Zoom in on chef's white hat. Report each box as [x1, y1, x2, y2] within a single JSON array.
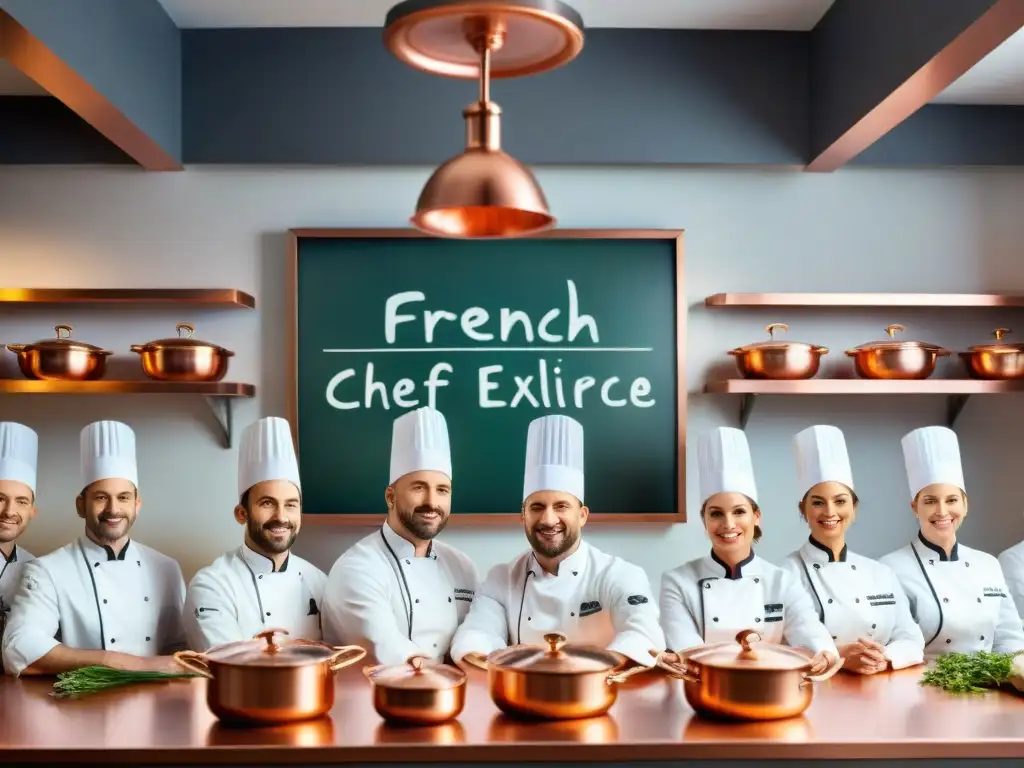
[[389, 407, 452, 484], [237, 417, 301, 498], [902, 426, 965, 499], [523, 414, 585, 503], [793, 425, 854, 494], [0, 422, 38, 493], [80, 420, 138, 489], [697, 427, 758, 505]]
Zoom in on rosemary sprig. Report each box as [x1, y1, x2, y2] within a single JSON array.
[[50, 665, 200, 698], [920, 651, 1023, 694]]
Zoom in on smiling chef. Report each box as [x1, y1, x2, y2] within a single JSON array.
[[2, 420, 186, 676], [322, 406, 479, 664], [0, 422, 39, 638], [659, 427, 837, 674], [880, 426, 1024, 659], [450, 414, 665, 668], [183, 417, 327, 651]]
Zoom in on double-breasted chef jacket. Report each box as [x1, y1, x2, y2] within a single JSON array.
[[660, 551, 838, 655], [880, 534, 1024, 660], [1, 546, 34, 622], [782, 537, 924, 669], [997, 540, 1024, 627], [322, 521, 479, 665], [183, 545, 327, 651], [450, 541, 665, 667], [2, 536, 187, 675]]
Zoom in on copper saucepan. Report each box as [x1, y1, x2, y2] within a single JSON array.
[[728, 323, 828, 380], [6, 324, 112, 381], [363, 655, 467, 725], [845, 324, 949, 379], [960, 328, 1024, 380], [131, 323, 234, 382]]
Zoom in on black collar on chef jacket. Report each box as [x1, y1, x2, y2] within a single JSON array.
[[2, 546, 16, 564], [917, 531, 959, 562], [807, 535, 848, 563], [80, 535, 132, 564], [241, 543, 290, 573], [711, 549, 755, 580]]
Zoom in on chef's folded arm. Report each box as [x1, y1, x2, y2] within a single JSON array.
[[780, 572, 839, 656], [603, 562, 665, 666], [450, 566, 511, 664], [182, 572, 245, 653], [658, 569, 703, 652]]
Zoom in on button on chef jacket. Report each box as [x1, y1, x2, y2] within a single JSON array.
[[1, 536, 187, 675], [997, 539, 1024, 627], [450, 541, 665, 666], [183, 544, 328, 651], [782, 537, 924, 668], [1, 545, 34, 625]]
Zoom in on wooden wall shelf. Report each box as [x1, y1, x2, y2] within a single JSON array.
[[705, 293, 1024, 308], [0, 288, 255, 308]]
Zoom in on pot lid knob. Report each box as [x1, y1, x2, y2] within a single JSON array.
[[994, 328, 1011, 341], [255, 627, 290, 654], [765, 322, 788, 339], [884, 324, 905, 339], [176, 322, 196, 338], [406, 655, 427, 674], [735, 629, 762, 661], [55, 324, 73, 339], [543, 632, 568, 657]]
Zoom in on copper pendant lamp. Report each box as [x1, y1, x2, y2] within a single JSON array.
[[384, 0, 585, 239]]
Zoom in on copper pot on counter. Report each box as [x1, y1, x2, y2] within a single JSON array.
[[728, 323, 828, 380], [6, 324, 112, 381], [173, 628, 366, 725], [363, 655, 466, 725], [961, 328, 1024, 380], [846, 324, 949, 380], [130, 323, 234, 382]]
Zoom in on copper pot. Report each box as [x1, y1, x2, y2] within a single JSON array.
[[6, 324, 112, 381], [960, 328, 1024, 380], [173, 628, 366, 725], [363, 655, 466, 725], [664, 630, 842, 721], [845, 324, 949, 379], [130, 323, 234, 382], [728, 323, 828, 380], [461, 633, 661, 720]]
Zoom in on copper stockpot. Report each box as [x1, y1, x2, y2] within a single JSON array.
[[845, 324, 949, 379], [6, 324, 112, 381], [664, 630, 843, 721], [461, 633, 662, 720], [728, 323, 828, 380], [960, 328, 1024, 380], [173, 629, 366, 725], [130, 323, 234, 382], [363, 655, 467, 725]]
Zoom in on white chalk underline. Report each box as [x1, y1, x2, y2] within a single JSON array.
[[321, 347, 653, 353]]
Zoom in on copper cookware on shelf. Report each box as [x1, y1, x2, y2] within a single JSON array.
[[173, 628, 366, 725], [960, 328, 1024, 380], [6, 324, 112, 381], [845, 324, 949, 380], [461, 632, 661, 720], [363, 655, 467, 725], [130, 323, 234, 382], [728, 323, 828, 380]]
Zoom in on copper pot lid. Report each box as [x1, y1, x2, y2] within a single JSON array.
[[848, 324, 947, 353], [134, 323, 232, 352], [204, 629, 338, 667], [730, 323, 827, 354], [487, 633, 620, 674], [967, 328, 1024, 353], [9, 324, 112, 354], [686, 630, 812, 672], [366, 655, 466, 690]]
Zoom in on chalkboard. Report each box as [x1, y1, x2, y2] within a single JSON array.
[[286, 229, 685, 524]]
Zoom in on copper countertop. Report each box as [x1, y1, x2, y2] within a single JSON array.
[[1, 664, 1022, 763]]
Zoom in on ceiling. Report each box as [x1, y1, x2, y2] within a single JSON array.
[[0, 60, 48, 96]]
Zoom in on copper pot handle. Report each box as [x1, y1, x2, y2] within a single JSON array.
[[173, 650, 213, 679], [460, 652, 489, 671], [801, 652, 845, 686], [606, 652, 665, 686], [55, 324, 74, 339], [765, 323, 788, 339], [6, 344, 25, 352], [362, 654, 429, 680], [176, 323, 195, 338], [327, 645, 367, 672]]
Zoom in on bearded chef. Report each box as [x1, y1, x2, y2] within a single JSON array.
[[659, 427, 838, 675], [0, 422, 39, 638], [450, 414, 665, 668], [2, 420, 186, 676], [781, 425, 924, 674], [183, 417, 327, 650], [880, 426, 1024, 659], [322, 407, 478, 664]]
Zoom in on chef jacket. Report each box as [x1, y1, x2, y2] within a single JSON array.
[[782, 538, 924, 669], [880, 534, 1024, 660], [450, 541, 665, 667], [660, 551, 837, 655], [1, 536, 187, 676], [321, 522, 479, 665], [183, 545, 328, 651], [997, 540, 1024, 626], [1, 545, 34, 627]]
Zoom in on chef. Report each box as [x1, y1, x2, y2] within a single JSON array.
[[781, 425, 924, 674], [880, 426, 1024, 659], [659, 427, 837, 674], [183, 416, 327, 651], [2, 420, 187, 676], [321, 407, 479, 664], [450, 414, 665, 668], [0, 422, 39, 637], [997, 538, 1024, 626]]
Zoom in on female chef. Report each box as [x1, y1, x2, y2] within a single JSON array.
[[659, 427, 838, 675], [781, 425, 924, 675], [880, 426, 1024, 660]]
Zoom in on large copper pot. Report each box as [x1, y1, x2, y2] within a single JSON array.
[[960, 328, 1024, 380], [728, 323, 828, 380], [6, 324, 112, 381], [173, 628, 366, 725], [845, 324, 949, 379], [130, 323, 234, 382], [363, 655, 466, 725], [461, 633, 661, 720]]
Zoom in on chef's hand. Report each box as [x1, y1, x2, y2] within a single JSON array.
[[807, 650, 835, 676], [837, 640, 888, 675], [102, 652, 182, 674]]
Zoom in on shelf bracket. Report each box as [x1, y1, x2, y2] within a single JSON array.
[[739, 394, 757, 429], [205, 397, 235, 449], [946, 394, 970, 428]]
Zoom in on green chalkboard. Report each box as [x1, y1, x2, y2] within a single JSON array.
[[287, 230, 685, 524]]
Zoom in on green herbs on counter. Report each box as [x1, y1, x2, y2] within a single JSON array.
[[920, 651, 1023, 694], [51, 665, 200, 698]]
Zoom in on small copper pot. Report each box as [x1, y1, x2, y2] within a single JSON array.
[[6, 324, 112, 381], [131, 323, 234, 382], [960, 328, 1024, 380], [846, 324, 949, 379], [728, 323, 828, 380], [174, 629, 366, 725], [364, 655, 466, 725]]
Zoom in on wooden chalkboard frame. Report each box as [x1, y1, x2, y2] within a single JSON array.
[[285, 228, 686, 526]]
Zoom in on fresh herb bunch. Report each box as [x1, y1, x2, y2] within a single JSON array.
[[51, 666, 199, 698], [920, 651, 1023, 694]]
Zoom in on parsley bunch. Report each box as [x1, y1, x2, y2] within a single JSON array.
[[50, 666, 199, 698], [920, 651, 1023, 694]]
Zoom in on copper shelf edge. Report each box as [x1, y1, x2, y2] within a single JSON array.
[[705, 292, 1024, 308], [0, 288, 256, 308], [0, 380, 256, 396], [704, 379, 1024, 395]]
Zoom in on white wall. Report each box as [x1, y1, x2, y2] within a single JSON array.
[[1, 166, 1023, 586]]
